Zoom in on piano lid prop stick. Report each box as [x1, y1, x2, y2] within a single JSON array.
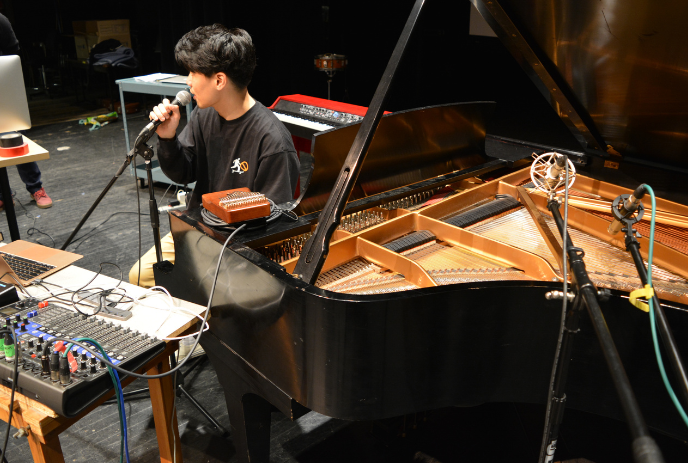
[[293, 0, 427, 284]]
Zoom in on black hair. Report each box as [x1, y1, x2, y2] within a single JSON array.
[[175, 24, 256, 90]]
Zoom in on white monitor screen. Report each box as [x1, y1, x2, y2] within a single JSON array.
[[0, 55, 31, 133]]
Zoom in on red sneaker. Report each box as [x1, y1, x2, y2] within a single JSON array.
[[31, 188, 53, 209]]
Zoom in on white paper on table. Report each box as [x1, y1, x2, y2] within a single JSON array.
[[133, 73, 178, 83]]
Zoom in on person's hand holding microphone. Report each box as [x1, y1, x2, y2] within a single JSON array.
[[135, 90, 192, 146]]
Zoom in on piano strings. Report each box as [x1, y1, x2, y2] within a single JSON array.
[[316, 258, 418, 294], [257, 189, 445, 263], [468, 205, 688, 300]]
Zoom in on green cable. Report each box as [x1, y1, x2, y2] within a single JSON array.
[[65, 338, 125, 463], [643, 184, 688, 428]]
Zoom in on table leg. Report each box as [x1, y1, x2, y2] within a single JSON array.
[[119, 84, 130, 152], [26, 431, 65, 463], [148, 354, 183, 463], [0, 167, 20, 240]]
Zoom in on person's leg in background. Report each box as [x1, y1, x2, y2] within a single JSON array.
[[17, 162, 52, 208], [129, 232, 176, 288]]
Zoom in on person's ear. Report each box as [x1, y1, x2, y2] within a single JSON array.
[[215, 72, 228, 91]]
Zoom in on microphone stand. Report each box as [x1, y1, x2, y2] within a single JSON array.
[[136, 142, 164, 263], [616, 199, 688, 407], [61, 140, 163, 264], [543, 197, 665, 463]]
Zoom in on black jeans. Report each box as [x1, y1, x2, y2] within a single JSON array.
[[0, 161, 42, 199]]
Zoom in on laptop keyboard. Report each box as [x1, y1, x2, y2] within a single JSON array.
[[0, 251, 55, 281]]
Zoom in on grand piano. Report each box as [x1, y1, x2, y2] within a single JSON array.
[[155, 1, 688, 461]]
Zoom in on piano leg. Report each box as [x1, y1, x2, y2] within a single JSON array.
[[221, 381, 272, 463], [201, 331, 308, 463]]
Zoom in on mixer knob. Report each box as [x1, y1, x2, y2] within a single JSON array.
[[90, 364, 97, 374], [20, 323, 27, 332], [80, 361, 87, 370]]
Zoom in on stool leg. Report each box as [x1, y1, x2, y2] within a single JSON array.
[[26, 432, 65, 463], [148, 354, 183, 463]]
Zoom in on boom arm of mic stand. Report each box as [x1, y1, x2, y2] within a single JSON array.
[[623, 225, 688, 408], [61, 148, 137, 250], [547, 198, 666, 463]]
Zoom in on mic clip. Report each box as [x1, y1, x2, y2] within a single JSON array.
[[610, 193, 644, 238], [134, 143, 155, 162]]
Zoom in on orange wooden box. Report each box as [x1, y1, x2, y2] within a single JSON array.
[[202, 188, 270, 224]]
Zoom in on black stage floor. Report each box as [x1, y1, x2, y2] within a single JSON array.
[[0, 94, 686, 463]]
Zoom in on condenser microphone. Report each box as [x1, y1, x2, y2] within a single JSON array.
[[134, 90, 192, 147], [546, 154, 567, 187], [608, 184, 647, 235]]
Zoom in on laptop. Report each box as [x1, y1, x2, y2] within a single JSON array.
[[0, 55, 31, 133], [0, 240, 82, 286]]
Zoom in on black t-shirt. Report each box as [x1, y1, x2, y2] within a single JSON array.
[[0, 14, 19, 56], [157, 100, 299, 215]]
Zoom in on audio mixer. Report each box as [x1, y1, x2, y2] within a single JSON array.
[[0, 298, 165, 417]]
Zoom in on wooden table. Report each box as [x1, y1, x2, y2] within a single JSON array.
[[0, 265, 206, 463], [0, 137, 50, 241]]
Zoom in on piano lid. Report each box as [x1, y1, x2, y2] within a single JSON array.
[[471, 0, 688, 171], [295, 101, 496, 214]]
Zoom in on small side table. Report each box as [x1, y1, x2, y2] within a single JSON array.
[[0, 137, 49, 241], [116, 77, 195, 188]]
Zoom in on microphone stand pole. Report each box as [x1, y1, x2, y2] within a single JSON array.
[[137, 143, 163, 263], [546, 198, 665, 463], [620, 215, 688, 406]]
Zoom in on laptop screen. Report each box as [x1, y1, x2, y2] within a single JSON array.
[[0, 55, 31, 133]]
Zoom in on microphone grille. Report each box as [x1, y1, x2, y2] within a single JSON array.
[[175, 90, 192, 106]]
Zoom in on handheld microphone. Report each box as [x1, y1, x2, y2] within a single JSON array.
[[608, 184, 647, 235], [134, 90, 192, 147]]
